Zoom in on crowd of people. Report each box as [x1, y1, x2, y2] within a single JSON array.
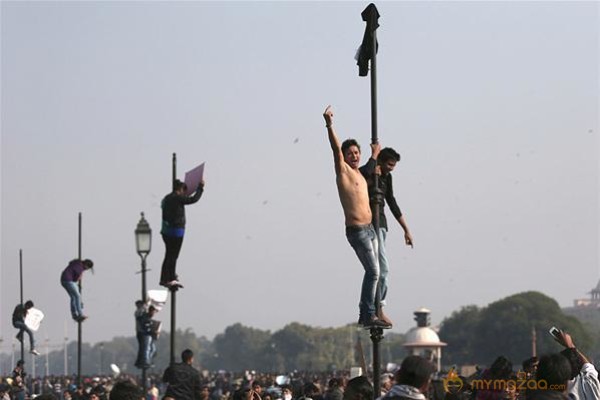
[[0, 329, 598, 400]]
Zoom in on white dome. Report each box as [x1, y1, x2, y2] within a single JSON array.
[[404, 326, 447, 347]]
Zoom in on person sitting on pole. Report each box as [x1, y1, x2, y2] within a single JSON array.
[[12, 300, 39, 355], [323, 105, 389, 329], [360, 147, 414, 327], [60, 258, 94, 322], [159, 179, 204, 289]]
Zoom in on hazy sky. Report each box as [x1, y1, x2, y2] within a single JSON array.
[[1, 1, 598, 355]]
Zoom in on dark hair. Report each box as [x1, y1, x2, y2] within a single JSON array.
[[17, 359, 25, 366], [24, 300, 34, 309], [182, 349, 194, 363], [536, 353, 571, 389], [379, 147, 400, 164], [489, 356, 512, 379], [34, 395, 58, 400], [341, 139, 360, 155], [328, 378, 341, 389], [395, 355, 435, 389], [522, 356, 538, 372], [560, 348, 583, 380], [82, 259, 94, 269], [174, 180, 188, 192], [109, 381, 144, 400], [344, 376, 372, 400]]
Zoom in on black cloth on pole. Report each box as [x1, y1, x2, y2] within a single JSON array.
[[357, 3, 380, 77]]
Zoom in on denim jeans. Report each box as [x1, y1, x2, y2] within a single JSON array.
[[61, 280, 83, 319], [346, 224, 380, 318], [377, 228, 389, 306], [137, 334, 156, 368], [13, 320, 35, 349]]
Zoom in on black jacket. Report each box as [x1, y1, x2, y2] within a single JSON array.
[[161, 184, 204, 232], [162, 362, 202, 400]]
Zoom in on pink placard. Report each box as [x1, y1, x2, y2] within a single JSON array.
[[184, 162, 205, 195]]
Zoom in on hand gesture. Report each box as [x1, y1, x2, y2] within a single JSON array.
[[405, 232, 414, 248], [555, 330, 576, 349], [323, 105, 334, 127]]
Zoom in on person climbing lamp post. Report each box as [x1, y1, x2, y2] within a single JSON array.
[[135, 212, 152, 395]]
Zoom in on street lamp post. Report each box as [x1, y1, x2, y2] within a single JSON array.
[[135, 212, 152, 395], [135, 212, 152, 302]]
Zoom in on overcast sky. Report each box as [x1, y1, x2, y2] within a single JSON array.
[[1, 1, 598, 355]]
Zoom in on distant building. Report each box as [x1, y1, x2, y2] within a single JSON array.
[[572, 279, 600, 308], [403, 308, 447, 372]]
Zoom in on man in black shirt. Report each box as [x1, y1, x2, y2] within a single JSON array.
[[360, 147, 413, 326], [163, 349, 202, 400], [160, 179, 204, 289], [12, 301, 39, 355]]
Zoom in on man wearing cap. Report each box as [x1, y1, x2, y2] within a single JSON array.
[[381, 355, 435, 400], [60, 258, 94, 322]]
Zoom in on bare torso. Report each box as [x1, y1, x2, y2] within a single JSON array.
[[336, 164, 372, 226]]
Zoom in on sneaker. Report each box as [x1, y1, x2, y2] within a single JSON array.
[[30, 349, 40, 356], [15, 333, 23, 342], [167, 280, 184, 289], [75, 315, 88, 322]]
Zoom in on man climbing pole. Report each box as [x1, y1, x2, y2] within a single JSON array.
[[323, 105, 390, 329], [159, 179, 204, 289]]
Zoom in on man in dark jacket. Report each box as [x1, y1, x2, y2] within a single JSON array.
[[359, 147, 413, 326], [13, 300, 39, 355], [162, 349, 202, 400], [160, 179, 204, 288]]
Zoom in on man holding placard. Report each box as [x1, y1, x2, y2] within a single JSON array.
[[12, 300, 39, 355], [159, 177, 205, 289]]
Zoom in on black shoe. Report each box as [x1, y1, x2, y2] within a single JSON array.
[[362, 316, 392, 329], [15, 333, 23, 342]]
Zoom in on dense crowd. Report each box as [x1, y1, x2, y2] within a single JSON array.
[[0, 330, 598, 400]]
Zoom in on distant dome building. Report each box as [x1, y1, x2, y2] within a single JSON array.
[[403, 308, 447, 372]]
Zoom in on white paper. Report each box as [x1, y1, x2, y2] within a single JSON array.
[[24, 307, 44, 331], [184, 162, 205, 196]]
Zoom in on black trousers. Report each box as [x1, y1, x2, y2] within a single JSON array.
[[160, 234, 184, 283]]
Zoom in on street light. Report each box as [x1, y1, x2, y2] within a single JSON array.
[[134, 212, 152, 393], [135, 212, 152, 302]]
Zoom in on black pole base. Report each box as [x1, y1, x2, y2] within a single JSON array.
[[370, 327, 384, 400]]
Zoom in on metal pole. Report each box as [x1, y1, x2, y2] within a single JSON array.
[[77, 212, 82, 385], [358, 4, 384, 397], [141, 255, 147, 394], [170, 153, 177, 365], [370, 328, 383, 397], [19, 249, 24, 362]]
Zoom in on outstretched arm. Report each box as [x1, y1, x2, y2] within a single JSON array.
[[181, 181, 205, 205], [324, 105, 343, 175]]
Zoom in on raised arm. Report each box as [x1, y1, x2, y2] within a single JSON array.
[[323, 105, 343, 175]]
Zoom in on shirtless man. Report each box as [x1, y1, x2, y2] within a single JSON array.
[[324, 105, 390, 328]]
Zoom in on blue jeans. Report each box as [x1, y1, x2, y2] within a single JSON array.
[[61, 280, 83, 319], [377, 228, 389, 306], [137, 334, 156, 368], [13, 320, 35, 349], [346, 224, 380, 318]]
